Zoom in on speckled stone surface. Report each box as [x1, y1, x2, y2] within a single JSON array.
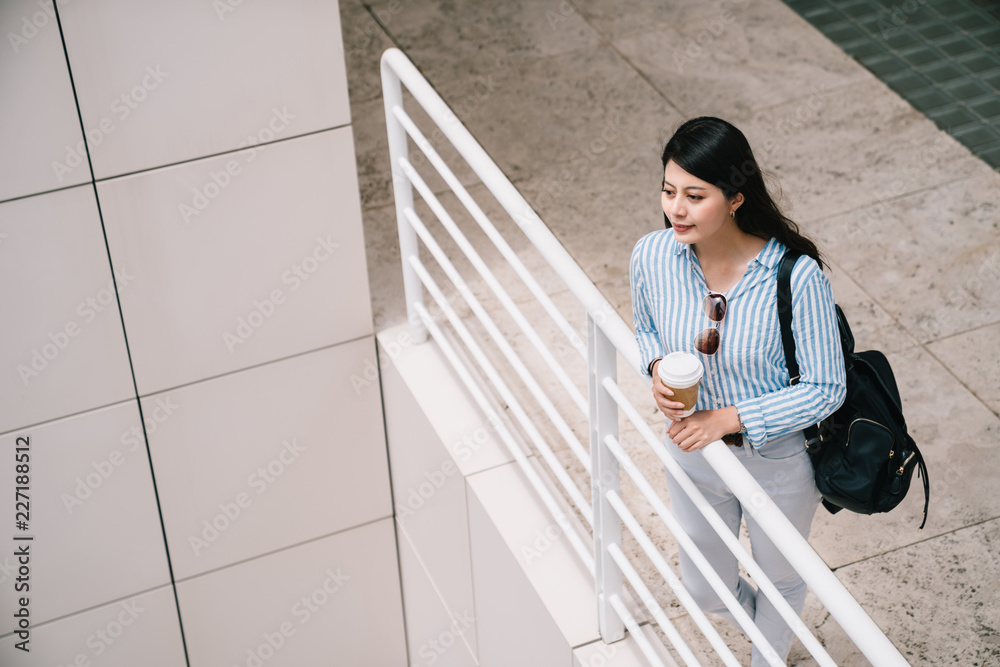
[[823, 518, 1000, 666], [813, 168, 1000, 341], [341, 0, 1000, 662], [927, 322, 1000, 415], [612, 0, 869, 118]]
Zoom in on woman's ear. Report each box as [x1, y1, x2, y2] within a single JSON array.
[[730, 192, 745, 216]]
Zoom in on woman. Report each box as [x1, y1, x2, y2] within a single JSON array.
[[629, 117, 846, 665]]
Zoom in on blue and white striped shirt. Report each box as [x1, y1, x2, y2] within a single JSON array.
[[630, 229, 846, 448]]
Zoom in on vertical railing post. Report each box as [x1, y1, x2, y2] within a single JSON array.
[[381, 55, 427, 343], [588, 313, 624, 642]]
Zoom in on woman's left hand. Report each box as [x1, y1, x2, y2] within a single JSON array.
[[667, 407, 741, 452]]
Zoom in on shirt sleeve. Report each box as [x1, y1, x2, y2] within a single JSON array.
[[734, 261, 847, 447], [630, 237, 663, 377]]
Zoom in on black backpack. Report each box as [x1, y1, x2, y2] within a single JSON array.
[[777, 252, 929, 529]]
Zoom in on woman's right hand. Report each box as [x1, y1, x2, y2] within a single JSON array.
[[650, 359, 689, 421]]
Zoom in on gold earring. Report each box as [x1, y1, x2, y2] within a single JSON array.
[[730, 210, 736, 218]]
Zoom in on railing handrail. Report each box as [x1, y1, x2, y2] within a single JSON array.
[[380, 47, 908, 667], [379, 48, 642, 377]]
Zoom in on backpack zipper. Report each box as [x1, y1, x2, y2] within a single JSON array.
[[897, 451, 915, 476], [845, 418, 892, 456]]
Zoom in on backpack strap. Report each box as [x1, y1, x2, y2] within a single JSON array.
[[776, 251, 820, 446]]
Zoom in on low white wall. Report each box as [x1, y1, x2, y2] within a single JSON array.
[[378, 323, 672, 667]]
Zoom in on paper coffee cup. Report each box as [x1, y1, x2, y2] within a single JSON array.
[[656, 352, 704, 417]]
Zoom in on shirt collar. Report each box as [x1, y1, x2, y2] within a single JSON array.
[[669, 230, 787, 267], [670, 229, 688, 256], [755, 237, 787, 269]]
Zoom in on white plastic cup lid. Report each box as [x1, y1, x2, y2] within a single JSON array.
[[657, 351, 704, 387]]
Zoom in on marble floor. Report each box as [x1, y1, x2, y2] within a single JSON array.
[[340, 0, 1000, 663]]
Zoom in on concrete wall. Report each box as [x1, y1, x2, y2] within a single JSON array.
[[0, 1, 405, 665]]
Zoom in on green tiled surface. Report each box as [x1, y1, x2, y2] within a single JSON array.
[[782, 0, 1000, 169]]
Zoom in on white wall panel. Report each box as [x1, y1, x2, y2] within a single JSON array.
[[57, 0, 351, 178], [0, 402, 170, 634], [147, 340, 391, 581], [378, 324, 518, 477], [380, 333, 480, 657], [0, 186, 135, 434], [98, 128, 371, 395], [468, 459, 599, 649], [0, 0, 89, 201], [467, 477, 571, 667], [396, 527, 477, 667], [0, 586, 186, 666], [177, 518, 406, 667]]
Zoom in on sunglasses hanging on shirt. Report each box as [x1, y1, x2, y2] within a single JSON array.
[[694, 292, 727, 355]]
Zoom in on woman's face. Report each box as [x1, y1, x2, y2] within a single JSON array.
[[661, 159, 741, 245]]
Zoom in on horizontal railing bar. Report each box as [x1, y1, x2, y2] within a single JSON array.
[[391, 103, 589, 368], [604, 489, 739, 667], [400, 158, 590, 462], [394, 146, 589, 418], [605, 541, 702, 667], [602, 380, 836, 666], [402, 203, 591, 475], [409, 256, 595, 528], [608, 594, 669, 667], [698, 443, 910, 667], [412, 299, 596, 575], [602, 437, 764, 666], [381, 49, 642, 376]]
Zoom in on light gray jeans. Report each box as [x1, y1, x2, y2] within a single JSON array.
[[665, 430, 821, 666]]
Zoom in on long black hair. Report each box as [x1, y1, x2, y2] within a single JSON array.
[[661, 116, 824, 269]]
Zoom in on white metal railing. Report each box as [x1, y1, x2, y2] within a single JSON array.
[[380, 47, 909, 667]]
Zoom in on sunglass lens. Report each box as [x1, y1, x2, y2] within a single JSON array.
[[694, 328, 720, 355], [703, 293, 727, 322]]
